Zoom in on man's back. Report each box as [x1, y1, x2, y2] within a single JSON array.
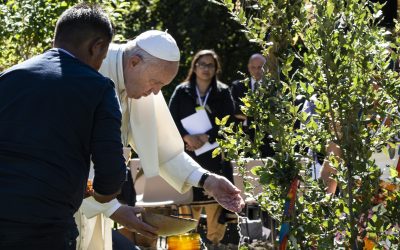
[[0, 49, 125, 227]]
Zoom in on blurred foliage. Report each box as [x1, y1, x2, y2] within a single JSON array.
[[0, 0, 137, 70], [0, 0, 260, 101], [0, 0, 67, 69], [218, 0, 400, 249], [121, 0, 261, 100]]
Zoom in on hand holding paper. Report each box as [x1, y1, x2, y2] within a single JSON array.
[[183, 134, 205, 150], [181, 109, 218, 155]]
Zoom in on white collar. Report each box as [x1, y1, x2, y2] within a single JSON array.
[[56, 48, 76, 58], [99, 43, 126, 94], [251, 77, 263, 84], [250, 78, 260, 91]]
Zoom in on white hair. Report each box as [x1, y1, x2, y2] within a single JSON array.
[[249, 53, 266, 64]]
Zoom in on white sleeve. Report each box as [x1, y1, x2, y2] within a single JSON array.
[[129, 93, 210, 192], [81, 197, 121, 218], [159, 152, 204, 193]]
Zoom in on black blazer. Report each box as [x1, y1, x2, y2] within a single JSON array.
[[230, 78, 276, 157], [0, 49, 126, 227], [230, 79, 249, 117], [169, 80, 235, 174]]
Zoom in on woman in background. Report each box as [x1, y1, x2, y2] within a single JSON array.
[[169, 49, 236, 247]]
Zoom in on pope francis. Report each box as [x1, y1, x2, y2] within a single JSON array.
[[74, 30, 245, 249]]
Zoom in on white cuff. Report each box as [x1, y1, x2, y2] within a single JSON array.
[[186, 168, 208, 187], [81, 197, 121, 218]]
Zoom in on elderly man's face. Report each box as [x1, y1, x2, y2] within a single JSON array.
[[248, 57, 265, 82], [123, 57, 179, 99]]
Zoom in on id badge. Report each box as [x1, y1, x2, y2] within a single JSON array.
[[196, 106, 204, 111]]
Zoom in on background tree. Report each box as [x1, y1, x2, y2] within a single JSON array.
[[218, 0, 400, 249], [0, 0, 260, 101], [0, 0, 136, 71], [121, 0, 261, 99]]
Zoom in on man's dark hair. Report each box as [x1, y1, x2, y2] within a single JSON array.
[[54, 3, 113, 47]]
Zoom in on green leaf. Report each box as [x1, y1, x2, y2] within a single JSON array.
[[371, 214, 377, 223], [220, 115, 230, 126], [389, 167, 398, 178], [215, 117, 221, 126], [343, 206, 350, 215], [326, 1, 334, 17], [212, 147, 221, 158], [307, 84, 314, 94], [381, 146, 389, 158], [250, 165, 263, 175]]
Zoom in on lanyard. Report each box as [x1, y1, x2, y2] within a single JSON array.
[[195, 86, 212, 107]]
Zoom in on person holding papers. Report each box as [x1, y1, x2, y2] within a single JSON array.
[[169, 49, 235, 247]]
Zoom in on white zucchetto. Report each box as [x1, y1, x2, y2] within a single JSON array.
[[135, 30, 180, 62]]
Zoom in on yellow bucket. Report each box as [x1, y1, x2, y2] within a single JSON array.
[[167, 233, 201, 250]]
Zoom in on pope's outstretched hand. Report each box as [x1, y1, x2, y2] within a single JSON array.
[[203, 173, 245, 213]]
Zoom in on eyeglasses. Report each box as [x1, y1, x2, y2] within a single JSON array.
[[196, 62, 216, 70]]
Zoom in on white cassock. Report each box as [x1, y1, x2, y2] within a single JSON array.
[[74, 43, 204, 249]]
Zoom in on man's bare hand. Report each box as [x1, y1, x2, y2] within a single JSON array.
[[109, 206, 158, 239], [203, 173, 245, 213]]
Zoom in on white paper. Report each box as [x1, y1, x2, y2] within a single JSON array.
[[194, 141, 218, 156], [181, 109, 218, 155], [262, 226, 271, 239], [181, 109, 212, 134]]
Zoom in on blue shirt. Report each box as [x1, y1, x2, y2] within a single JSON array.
[[0, 49, 126, 226]]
